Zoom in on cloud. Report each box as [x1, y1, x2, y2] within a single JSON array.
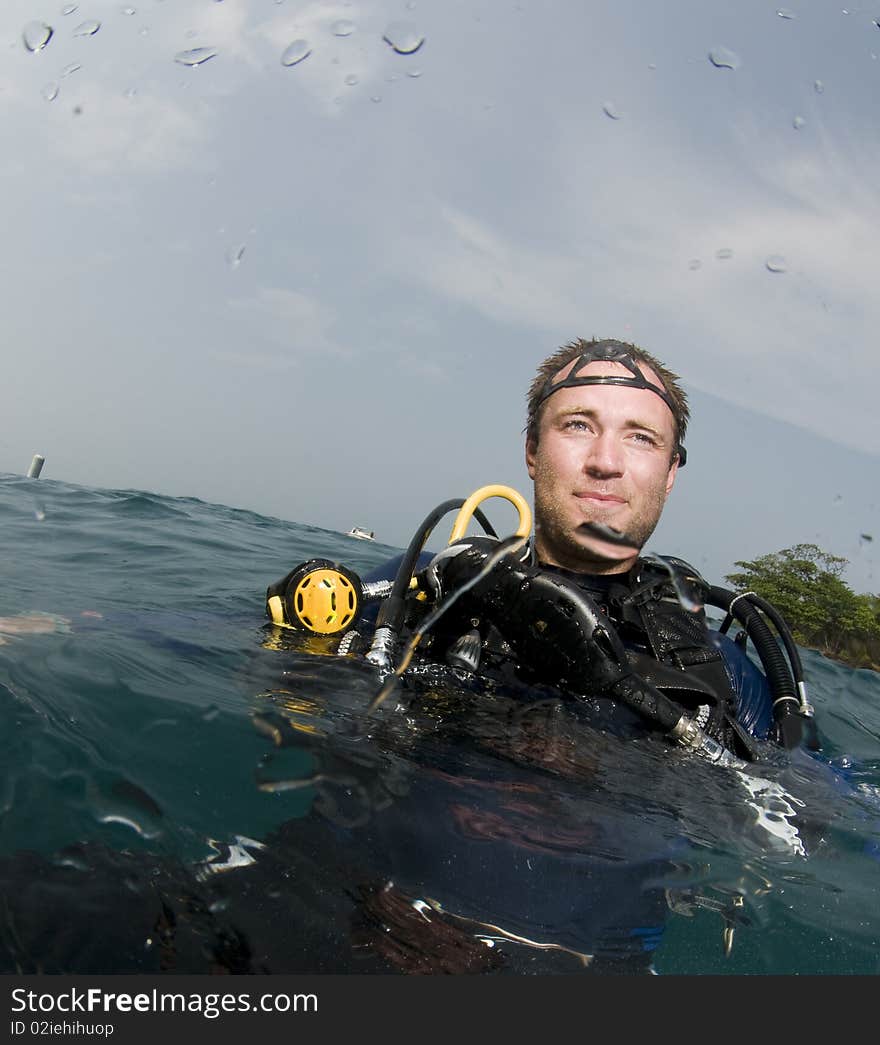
[[47, 85, 212, 175], [248, 0, 413, 118], [393, 205, 589, 331], [385, 94, 880, 454], [222, 286, 347, 363]]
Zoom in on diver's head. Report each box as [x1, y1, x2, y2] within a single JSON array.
[[526, 338, 689, 461], [524, 338, 688, 574]]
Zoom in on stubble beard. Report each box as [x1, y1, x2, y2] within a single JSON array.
[[532, 474, 667, 574]]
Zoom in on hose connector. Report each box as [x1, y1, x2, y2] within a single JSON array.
[[361, 579, 396, 601], [669, 715, 745, 769], [365, 625, 398, 673]]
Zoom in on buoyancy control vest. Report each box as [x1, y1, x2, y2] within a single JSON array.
[[569, 555, 750, 749], [265, 487, 812, 762], [418, 539, 756, 756]]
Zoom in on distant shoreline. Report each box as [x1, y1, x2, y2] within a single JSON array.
[[809, 645, 880, 674]]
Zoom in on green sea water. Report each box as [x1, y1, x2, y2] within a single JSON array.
[[1, 474, 878, 974]]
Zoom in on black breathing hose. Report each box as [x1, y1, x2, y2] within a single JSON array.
[[369, 500, 497, 664], [707, 586, 803, 749], [736, 591, 806, 689]]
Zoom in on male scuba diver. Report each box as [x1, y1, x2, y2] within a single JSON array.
[[244, 338, 816, 974], [511, 337, 808, 759], [511, 337, 772, 759], [265, 337, 812, 763]]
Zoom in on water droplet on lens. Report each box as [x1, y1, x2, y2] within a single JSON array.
[[689, 258, 702, 270], [716, 247, 733, 260], [602, 101, 622, 119], [370, 94, 382, 102], [382, 21, 425, 54], [344, 73, 358, 85], [23, 21, 54, 51], [202, 705, 220, 721], [765, 254, 787, 272], [708, 47, 740, 70], [73, 20, 101, 37], [407, 68, 422, 78], [814, 79, 824, 93], [793, 114, 805, 129], [776, 8, 796, 18], [174, 47, 217, 66], [61, 62, 81, 77], [122, 6, 136, 14], [227, 244, 245, 267], [860, 532, 874, 542], [332, 19, 355, 36], [42, 81, 59, 101], [642, 554, 705, 613], [62, 4, 78, 15], [281, 39, 311, 66]]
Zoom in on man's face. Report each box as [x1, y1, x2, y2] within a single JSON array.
[[526, 359, 679, 574]]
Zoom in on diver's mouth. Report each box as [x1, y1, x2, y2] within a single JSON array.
[[576, 492, 626, 505]]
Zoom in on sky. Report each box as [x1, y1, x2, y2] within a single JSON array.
[[1, 0, 877, 592]]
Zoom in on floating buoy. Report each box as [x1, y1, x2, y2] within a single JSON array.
[[27, 454, 45, 479]]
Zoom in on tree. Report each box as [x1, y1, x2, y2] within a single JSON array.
[[725, 544, 880, 666]]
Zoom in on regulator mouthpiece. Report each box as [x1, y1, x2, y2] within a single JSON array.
[[266, 559, 363, 635]]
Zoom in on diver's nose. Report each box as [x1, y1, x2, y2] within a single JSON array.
[[584, 430, 625, 477]]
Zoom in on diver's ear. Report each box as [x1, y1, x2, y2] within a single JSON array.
[[525, 436, 537, 479]]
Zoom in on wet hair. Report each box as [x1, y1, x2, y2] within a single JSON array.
[[525, 337, 690, 458]]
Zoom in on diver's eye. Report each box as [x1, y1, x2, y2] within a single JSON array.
[[631, 431, 659, 446]]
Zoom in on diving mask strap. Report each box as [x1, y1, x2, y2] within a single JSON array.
[[534, 345, 687, 466]]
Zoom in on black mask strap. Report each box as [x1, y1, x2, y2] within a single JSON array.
[[533, 342, 687, 466]]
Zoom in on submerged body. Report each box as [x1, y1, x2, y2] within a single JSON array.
[[250, 483, 827, 971]]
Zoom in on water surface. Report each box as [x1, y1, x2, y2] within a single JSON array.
[[1, 475, 878, 974]]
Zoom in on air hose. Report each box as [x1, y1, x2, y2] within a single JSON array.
[[364, 486, 532, 671], [707, 586, 807, 749]]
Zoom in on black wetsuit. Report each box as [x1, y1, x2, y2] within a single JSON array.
[[363, 546, 777, 758]]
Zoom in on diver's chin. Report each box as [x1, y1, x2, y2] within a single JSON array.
[[571, 522, 640, 570]]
